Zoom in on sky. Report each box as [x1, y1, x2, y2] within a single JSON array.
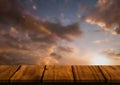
[[0, 0, 120, 65]]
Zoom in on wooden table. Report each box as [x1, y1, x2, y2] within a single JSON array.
[[0, 65, 120, 84]]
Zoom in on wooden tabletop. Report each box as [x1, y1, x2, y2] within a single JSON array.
[[0, 65, 120, 84]]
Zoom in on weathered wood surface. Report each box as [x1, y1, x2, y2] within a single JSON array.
[[10, 65, 44, 83], [99, 66, 120, 83], [43, 66, 74, 83], [0, 65, 119, 83], [0, 65, 20, 81], [72, 66, 105, 82]]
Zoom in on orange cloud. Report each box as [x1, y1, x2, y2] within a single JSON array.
[[92, 40, 102, 44], [86, 0, 120, 35]]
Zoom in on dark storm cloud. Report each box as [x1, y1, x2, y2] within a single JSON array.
[[86, 0, 120, 34]]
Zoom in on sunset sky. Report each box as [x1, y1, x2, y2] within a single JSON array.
[[0, 0, 120, 65]]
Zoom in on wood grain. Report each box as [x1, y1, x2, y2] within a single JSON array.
[[0, 65, 119, 83], [10, 65, 44, 82], [0, 65, 20, 82], [43, 66, 74, 83], [99, 66, 120, 83], [73, 66, 105, 82]]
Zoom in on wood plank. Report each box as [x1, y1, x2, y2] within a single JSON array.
[[0, 65, 20, 82], [0, 65, 119, 83], [10, 65, 45, 82], [43, 66, 74, 83], [99, 66, 120, 83], [73, 66, 105, 83]]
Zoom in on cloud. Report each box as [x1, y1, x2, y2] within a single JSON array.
[[45, 21, 82, 41], [0, 51, 59, 65], [0, 0, 82, 40], [0, 51, 39, 65], [0, 0, 82, 44], [39, 56, 59, 65], [101, 48, 120, 60], [0, 0, 23, 24], [94, 29, 105, 32], [0, 45, 60, 65], [0, 0, 83, 65], [92, 40, 102, 44], [57, 46, 73, 53], [50, 53, 62, 60], [92, 38, 109, 44], [85, 0, 120, 35]]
